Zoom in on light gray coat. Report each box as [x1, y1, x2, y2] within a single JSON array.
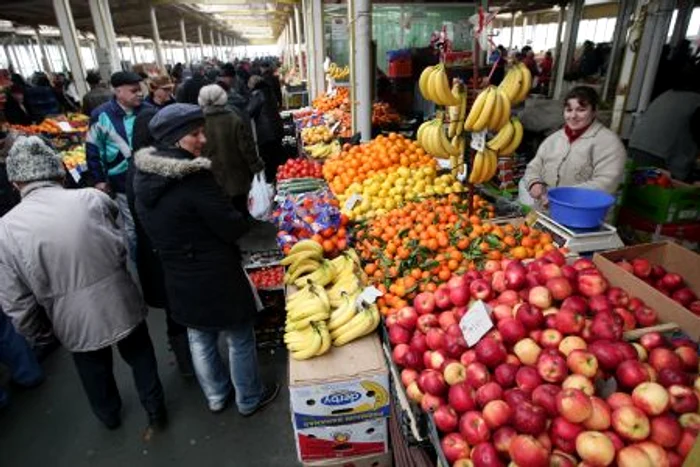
[[0, 181, 146, 352]]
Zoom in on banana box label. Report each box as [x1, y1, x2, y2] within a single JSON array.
[[294, 417, 388, 462], [290, 375, 390, 429]]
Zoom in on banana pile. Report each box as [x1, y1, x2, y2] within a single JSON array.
[[305, 140, 342, 159], [447, 82, 468, 139], [417, 116, 464, 160], [464, 86, 511, 133], [327, 63, 350, 80], [486, 117, 524, 157], [418, 64, 461, 106], [498, 62, 532, 106], [282, 241, 380, 359], [469, 148, 498, 185]]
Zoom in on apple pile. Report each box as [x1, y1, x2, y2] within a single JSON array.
[[618, 258, 700, 315], [387, 249, 700, 467]]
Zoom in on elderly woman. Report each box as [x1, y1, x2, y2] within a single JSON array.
[[520, 86, 626, 207], [132, 104, 279, 416], [198, 84, 264, 215]]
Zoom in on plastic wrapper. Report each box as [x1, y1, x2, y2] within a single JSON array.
[[272, 188, 343, 251]]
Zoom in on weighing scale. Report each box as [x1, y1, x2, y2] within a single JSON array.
[[532, 212, 624, 256]]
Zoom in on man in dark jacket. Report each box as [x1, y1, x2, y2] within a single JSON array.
[[247, 75, 284, 181], [175, 64, 209, 105], [4, 86, 33, 125], [132, 104, 279, 417], [260, 62, 282, 109], [24, 73, 60, 122], [52, 73, 80, 113], [82, 71, 113, 117], [0, 131, 21, 217], [217, 63, 250, 122]]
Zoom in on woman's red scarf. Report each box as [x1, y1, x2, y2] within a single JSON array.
[[564, 122, 593, 143]]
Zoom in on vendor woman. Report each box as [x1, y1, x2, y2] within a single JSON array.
[[520, 86, 626, 206]]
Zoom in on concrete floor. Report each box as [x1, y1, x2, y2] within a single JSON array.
[[0, 311, 297, 467]]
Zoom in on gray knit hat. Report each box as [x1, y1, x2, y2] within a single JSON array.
[[198, 84, 227, 107], [6, 136, 65, 183]]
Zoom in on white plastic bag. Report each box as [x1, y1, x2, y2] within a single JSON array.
[[248, 171, 274, 221]]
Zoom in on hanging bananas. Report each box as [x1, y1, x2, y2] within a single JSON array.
[[418, 64, 461, 106], [464, 86, 511, 133], [447, 82, 468, 138], [468, 148, 498, 185], [327, 62, 350, 80], [417, 116, 463, 160], [498, 62, 532, 106], [486, 117, 524, 157]]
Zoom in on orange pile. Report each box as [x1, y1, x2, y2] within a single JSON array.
[[312, 87, 350, 112]]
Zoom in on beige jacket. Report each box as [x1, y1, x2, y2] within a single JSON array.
[[522, 121, 627, 194]]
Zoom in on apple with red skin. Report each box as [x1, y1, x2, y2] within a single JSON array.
[[476, 382, 504, 408], [448, 382, 477, 414], [433, 287, 453, 310], [607, 392, 634, 410], [416, 314, 439, 334], [420, 393, 444, 413], [514, 303, 544, 331], [532, 383, 561, 417], [640, 332, 665, 351], [441, 432, 471, 464], [388, 324, 412, 345], [617, 445, 654, 467], [545, 277, 573, 301], [690, 300, 700, 315], [572, 258, 595, 271], [504, 261, 528, 291], [618, 259, 634, 273], [475, 337, 507, 369], [616, 341, 638, 361], [493, 426, 517, 458], [540, 329, 563, 349], [576, 431, 616, 467], [589, 312, 623, 342], [612, 405, 651, 441], [513, 338, 542, 366], [678, 428, 698, 458], [567, 350, 598, 378], [649, 264, 667, 279], [497, 290, 519, 307], [529, 286, 552, 309], [637, 441, 671, 467], [444, 331, 467, 358], [492, 304, 513, 322], [437, 311, 458, 332], [447, 275, 470, 307], [556, 388, 592, 424], [459, 410, 491, 445], [419, 369, 448, 397], [504, 388, 531, 407], [543, 248, 566, 266], [659, 272, 684, 291], [635, 306, 658, 327], [616, 359, 652, 390], [483, 399, 511, 429], [631, 258, 652, 278], [560, 295, 589, 315], [650, 414, 683, 448], [667, 384, 699, 414], [537, 350, 568, 384], [614, 307, 637, 331], [588, 340, 625, 372], [413, 291, 436, 315], [406, 381, 424, 403], [554, 309, 584, 335], [529, 329, 544, 343], [649, 347, 683, 373], [471, 442, 504, 467], [559, 335, 587, 356], [392, 343, 411, 366], [607, 286, 630, 307], [562, 374, 595, 396], [626, 297, 645, 314], [540, 263, 563, 281], [410, 331, 428, 354], [578, 273, 609, 297], [496, 318, 526, 345], [396, 306, 418, 330], [470, 279, 493, 301], [509, 434, 550, 467], [491, 270, 507, 293], [515, 366, 543, 394], [632, 382, 670, 416], [674, 346, 699, 371], [658, 368, 690, 387], [673, 287, 698, 307], [583, 396, 612, 431], [424, 349, 447, 371], [402, 348, 423, 371], [465, 362, 491, 389], [667, 451, 684, 467], [550, 416, 583, 454], [433, 404, 459, 433], [589, 294, 613, 314], [401, 368, 419, 388], [511, 401, 548, 435]]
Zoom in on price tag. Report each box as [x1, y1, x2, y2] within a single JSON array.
[[470, 130, 486, 151], [457, 162, 468, 182], [344, 193, 363, 211], [436, 158, 452, 170], [357, 286, 383, 306], [57, 121, 74, 132], [459, 300, 494, 347], [69, 168, 81, 183]]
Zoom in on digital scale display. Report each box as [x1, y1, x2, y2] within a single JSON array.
[[533, 212, 624, 256]]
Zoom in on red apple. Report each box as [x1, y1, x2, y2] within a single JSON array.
[[632, 382, 670, 416], [672, 287, 697, 307], [572, 258, 595, 271], [617, 359, 652, 390], [448, 382, 477, 414], [470, 279, 493, 301], [562, 374, 595, 396], [504, 261, 528, 291], [444, 333, 468, 359], [567, 349, 598, 378], [416, 314, 439, 333], [607, 286, 630, 307], [465, 362, 491, 389], [667, 450, 683, 467], [660, 272, 684, 291], [640, 332, 666, 351], [631, 258, 652, 278], [589, 311, 623, 342], [589, 294, 613, 314], [503, 388, 530, 407], [401, 368, 419, 387], [396, 306, 419, 330], [650, 264, 667, 279], [392, 343, 411, 366], [690, 300, 700, 315], [543, 249, 566, 266], [434, 287, 453, 310], [650, 414, 683, 448], [515, 303, 544, 330], [674, 346, 699, 372], [476, 382, 504, 408], [497, 318, 526, 345], [607, 392, 634, 410], [460, 349, 477, 367], [410, 331, 428, 354], [554, 309, 584, 335], [420, 393, 444, 413], [583, 396, 612, 431], [545, 277, 573, 301], [492, 304, 513, 322], [516, 366, 543, 394], [389, 324, 412, 345], [635, 306, 658, 327], [491, 270, 507, 293], [612, 405, 651, 441], [618, 259, 634, 273], [493, 363, 517, 388], [617, 445, 654, 467], [447, 275, 470, 307], [650, 348, 683, 373], [424, 349, 447, 371], [576, 431, 616, 467], [578, 273, 609, 297], [561, 295, 589, 315], [540, 262, 563, 280], [483, 399, 511, 429], [559, 336, 587, 356], [418, 369, 447, 396], [459, 410, 491, 445], [497, 290, 520, 307], [426, 327, 447, 351], [667, 384, 699, 414], [532, 384, 561, 417], [414, 291, 436, 315], [658, 368, 691, 387], [441, 432, 471, 464], [603, 430, 625, 451], [511, 401, 548, 435], [509, 434, 550, 467], [540, 329, 563, 349], [537, 350, 568, 384], [550, 416, 583, 454], [513, 338, 542, 366], [433, 404, 459, 433], [628, 296, 646, 312], [406, 381, 424, 403], [475, 337, 507, 369], [677, 428, 698, 457], [588, 340, 625, 372], [614, 307, 637, 331], [470, 442, 504, 467], [636, 441, 670, 467], [556, 388, 592, 423], [493, 426, 517, 458]]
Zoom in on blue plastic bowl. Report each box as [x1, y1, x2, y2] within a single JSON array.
[[547, 187, 615, 229]]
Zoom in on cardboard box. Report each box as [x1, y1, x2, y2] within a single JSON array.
[[295, 417, 388, 462], [593, 241, 700, 341], [289, 334, 390, 429], [303, 451, 392, 467]]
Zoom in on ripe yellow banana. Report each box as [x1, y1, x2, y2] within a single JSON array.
[[280, 249, 321, 267], [329, 292, 359, 331], [483, 148, 498, 182], [419, 66, 436, 101], [514, 63, 532, 104], [464, 87, 489, 131], [469, 151, 485, 184], [289, 239, 323, 257], [500, 117, 524, 156], [315, 323, 332, 356], [285, 311, 330, 331], [294, 260, 335, 288], [499, 65, 523, 103], [429, 65, 461, 106], [472, 87, 497, 132], [456, 89, 467, 137], [487, 120, 515, 152], [332, 305, 380, 346], [488, 89, 503, 132], [291, 327, 323, 360], [447, 82, 462, 138], [285, 261, 320, 284]]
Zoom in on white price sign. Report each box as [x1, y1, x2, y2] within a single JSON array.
[[357, 286, 383, 306], [69, 168, 81, 183], [57, 121, 74, 133], [470, 130, 487, 152], [460, 300, 494, 347], [344, 193, 363, 211]]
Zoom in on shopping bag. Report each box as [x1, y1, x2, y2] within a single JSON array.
[[248, 171, 274, 221]]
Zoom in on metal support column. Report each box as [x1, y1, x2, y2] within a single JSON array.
[[180, 19, 189, 64], [130, 38, 138, 64], [150, 7, 165, 69], [553, 0, 584, 100], [210, 29, 217, 60], [602, 0, 634, 102], [521, 15, 528, 46], [549, 3, 565, 98], [34, 28, 53, 73], [301, 0, 310, 83], [52, 0, 88, 96], [310, 0, 325, 96], [353, 0, 372, 140], [197, 25, 205, 59], [294, 5, 304, 80], [89, 0, 121, 79], [509, 13, 516, 50]]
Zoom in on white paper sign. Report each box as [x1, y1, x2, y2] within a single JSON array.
[[69, 168, 81, 183], [436, 158, 452, 170], [460, 300, 494, 347], [470, 130, 486, 151], [344, 193, 363, 211], [357, 286, 383, 306], [57, 121, 74, 132]]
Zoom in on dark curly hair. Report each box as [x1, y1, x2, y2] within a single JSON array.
[[564, 86, 599, 111]]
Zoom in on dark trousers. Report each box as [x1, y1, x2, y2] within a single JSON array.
[[72, 321, 164, 426]]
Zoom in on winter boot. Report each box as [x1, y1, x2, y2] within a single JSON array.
[[168, 334, 195, 378]]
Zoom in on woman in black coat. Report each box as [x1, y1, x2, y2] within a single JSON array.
[[247, 75, 285, 181], [132, 104, 279, 416]]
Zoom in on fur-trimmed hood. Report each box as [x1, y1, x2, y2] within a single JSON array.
[[133, 146, 211, 208]]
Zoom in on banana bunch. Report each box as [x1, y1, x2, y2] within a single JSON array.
[[468, 148, 498, 185], [283, 240, 325, 285], [486, 117, 524, 157], [498, 62, 532, 106], [305, 140, 341, 159], [327, 255, 362, 307], [447, 82, 468, 138], [417, 116, 462, 160], [328, 63, 350, 80], [331, 302, 380, 347], [285, 284, 331, 332], [418, 64, 461, 106], [285, 321, 332, 360], [464, 86, 512, 133]]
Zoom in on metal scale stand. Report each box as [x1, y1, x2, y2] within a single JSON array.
[[532, 212, 624, 255]]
